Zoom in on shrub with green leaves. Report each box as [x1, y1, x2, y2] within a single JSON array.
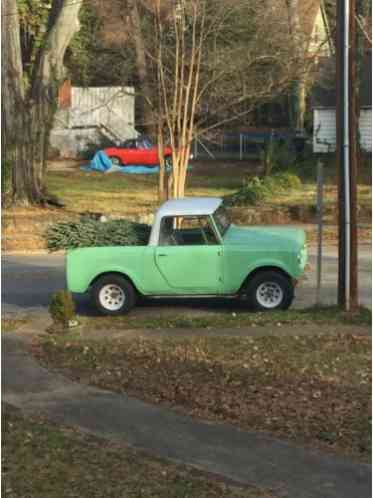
[[224, 172, 302, 207], [49, 290, 76, 329], [45, 218, 151, 252]]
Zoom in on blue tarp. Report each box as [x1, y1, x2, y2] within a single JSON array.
[[81, 150, 113, 172], [81, 150, 191, 175]]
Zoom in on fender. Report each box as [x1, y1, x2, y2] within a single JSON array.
[[239, 258, 293, 291]]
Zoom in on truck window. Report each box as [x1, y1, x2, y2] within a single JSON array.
[[159, 216, 219, 246], [213, 205, 231, 237]]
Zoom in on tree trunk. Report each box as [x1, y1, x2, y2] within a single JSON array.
[[2, 0, 35, 204], [286, 0, 304, 130], [129, 0, 155, 138], [2, 0, 83, 205]]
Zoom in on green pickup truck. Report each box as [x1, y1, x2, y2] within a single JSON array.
[[66, 197, 307, 315]]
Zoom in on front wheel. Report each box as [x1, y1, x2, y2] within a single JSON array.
[[242, 271, 294, 311], [91, 274, 136, 315]]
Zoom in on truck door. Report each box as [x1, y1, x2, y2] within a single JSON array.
[[154, 215, 223, 293]]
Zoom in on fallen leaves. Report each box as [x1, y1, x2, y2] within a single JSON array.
[[34, 332, 372, 461]]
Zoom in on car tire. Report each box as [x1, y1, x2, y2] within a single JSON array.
[[242, 270, 294, 311], [109, 156, 122, 166], [91, 274, 136, 315]]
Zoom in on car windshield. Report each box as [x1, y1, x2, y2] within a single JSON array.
[[213, 205, 231, 237], [138, 136, 153, 149]]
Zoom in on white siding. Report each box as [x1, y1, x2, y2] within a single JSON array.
[[359, 109, 372, 152], [70, 86, 136, 140], [51, 86, 137, 157], [313, 109, 336, 153], [313, 108, 372, 153]]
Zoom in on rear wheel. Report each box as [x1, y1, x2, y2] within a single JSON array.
[[91, 274, 136, 315], [109, 156, 122, 166], [242, 270, 294, 311]]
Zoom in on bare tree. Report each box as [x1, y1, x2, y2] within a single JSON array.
[[2, 0, 83, 205], [152, 0, 311, 199]]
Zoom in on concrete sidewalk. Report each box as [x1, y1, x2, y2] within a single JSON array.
[[3, 332, 371, 498]]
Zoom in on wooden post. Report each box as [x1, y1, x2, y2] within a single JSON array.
[[349, 0, 359, 310], [336, 0, 347, 308]]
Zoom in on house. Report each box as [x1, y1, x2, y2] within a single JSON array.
[[50, 81, 138, 158], [312, 59, 372, 153]]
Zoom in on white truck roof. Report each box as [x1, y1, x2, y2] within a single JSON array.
[[149, 197, 222, 246]]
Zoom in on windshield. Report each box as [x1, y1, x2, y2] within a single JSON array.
[[213, 205, 231, 237], [138, 136, 153, 149]]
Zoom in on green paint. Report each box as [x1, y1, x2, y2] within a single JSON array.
[[66, 221, 307, 297]]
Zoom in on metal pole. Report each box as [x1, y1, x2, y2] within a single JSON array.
[[343, 0, 351, 311], [316, 160, 324, 306]]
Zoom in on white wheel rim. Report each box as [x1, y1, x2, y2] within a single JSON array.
[[256, 282, 284, 309], [99, 284, 125, 311], [111, 157, 120, 165]]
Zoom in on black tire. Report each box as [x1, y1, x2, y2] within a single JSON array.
[[109, 156, 122, 166], [242, 270, 294, 311], [91, 274, 136, 316]]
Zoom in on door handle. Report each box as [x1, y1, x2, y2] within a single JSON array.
[[158, 254, 168, 257]]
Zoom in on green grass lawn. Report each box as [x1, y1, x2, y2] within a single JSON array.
[[3, 404, 269, 498], [3, 157, 371, 251], [45, 158, 371, 219]]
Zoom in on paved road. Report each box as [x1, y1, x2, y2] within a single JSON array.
[[2, 245, 371, 315]]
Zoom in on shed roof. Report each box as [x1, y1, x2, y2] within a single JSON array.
[[157, 197, 222, 218]]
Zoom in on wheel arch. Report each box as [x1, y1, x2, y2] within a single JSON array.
[[89, 271, 141, 296], [239, 265, 292, 293]]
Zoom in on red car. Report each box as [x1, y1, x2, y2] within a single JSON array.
[[104, 136, 172, 166]]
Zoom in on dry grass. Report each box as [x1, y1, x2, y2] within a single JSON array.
[[35, 324, 371, 461], [3, 404, 270, 498]]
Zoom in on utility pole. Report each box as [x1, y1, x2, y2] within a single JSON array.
[[336, 0, 359, 311], [336, 0, 348, 309], [349, 0, 359, 310]]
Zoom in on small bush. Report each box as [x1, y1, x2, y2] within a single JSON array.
[[45, 218, 151, 252], [273, 172, 302, 190], [49, 291, 76, 329], [224, 172, 302, 207]]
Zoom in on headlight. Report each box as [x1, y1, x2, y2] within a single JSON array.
[[297, 244, 307, 269]]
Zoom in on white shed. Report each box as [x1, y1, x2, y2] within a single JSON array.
[[50, 82, 138, 158]]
